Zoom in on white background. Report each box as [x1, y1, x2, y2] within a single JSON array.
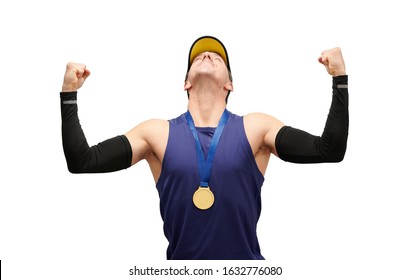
[[1, 0, 408, 279]]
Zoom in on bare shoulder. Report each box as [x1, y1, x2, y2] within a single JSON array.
[[139, 118, 169, 131], [243, 112, 285, 155], [244, 112, 284, 133], [125, 119, 169, 142], [124, 119, 169, 164]]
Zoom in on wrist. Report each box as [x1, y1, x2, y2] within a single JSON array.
[[333, 75, 348, 83], [62, 84, 78, 92], [332, 69, 346, 77], [60, 91, 77, 99]]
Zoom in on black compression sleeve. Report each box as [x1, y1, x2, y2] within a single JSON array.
[[60, 92, 132, 173], [275, 75, 349, 163]]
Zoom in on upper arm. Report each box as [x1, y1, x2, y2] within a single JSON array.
[[244, 113, 285, 157], [124, 119, 169, 165]]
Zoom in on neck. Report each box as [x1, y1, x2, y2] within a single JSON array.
[[188, 92, 226, 127]]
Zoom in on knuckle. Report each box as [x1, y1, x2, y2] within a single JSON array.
[[66, 62, 76, 70]]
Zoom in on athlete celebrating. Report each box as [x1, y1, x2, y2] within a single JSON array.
[[60, 36, 349, 260]]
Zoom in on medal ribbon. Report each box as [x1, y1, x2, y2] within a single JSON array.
[[186, 109, 230, 187]]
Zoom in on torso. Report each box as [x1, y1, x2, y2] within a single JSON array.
[[155, 111, 266, 259], [144, 112, 281, 183]]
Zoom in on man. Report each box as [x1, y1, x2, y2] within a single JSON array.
[[60, 36, 348, 260]]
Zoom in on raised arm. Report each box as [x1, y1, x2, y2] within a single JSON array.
[[60, 63, 134, 173], [261, 48, 349, 164], [276, 47, 348, 163]]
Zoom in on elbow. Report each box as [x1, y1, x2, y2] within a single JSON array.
[[322, 134, 348, 163], [328, 153, 345, 163], [66, 161, 87, 174], [67, 165, 83, 174], [325, 147, 347, 163]]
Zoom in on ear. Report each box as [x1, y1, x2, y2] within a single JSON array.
[[224, 82, 233, 92], [184, 81, 192, 91]]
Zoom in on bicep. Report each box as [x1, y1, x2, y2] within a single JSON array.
[[124, 122, 154, 165], [124, 119, 169, 166], [262, 115, 285, 157], [244, 113, 285, 157]]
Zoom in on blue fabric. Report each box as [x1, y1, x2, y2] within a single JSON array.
[[195, 126, 215, 159], [156, 111, 265, 260], [185, 109, 229, 187]]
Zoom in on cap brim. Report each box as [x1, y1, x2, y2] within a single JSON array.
[[188, 36, 230, 71]]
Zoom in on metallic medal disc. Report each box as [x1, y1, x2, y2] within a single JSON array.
[[193, 186, 215, 210]]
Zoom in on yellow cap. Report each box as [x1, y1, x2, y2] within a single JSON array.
[[188, 36, 230, 72]]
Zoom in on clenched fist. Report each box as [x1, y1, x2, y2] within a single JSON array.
[[318, 48, 346, 77], [62, 63, 91, 92]]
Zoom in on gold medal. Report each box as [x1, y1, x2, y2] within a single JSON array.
[[186, 110, 229, 211], [193, 186, 215, 210]]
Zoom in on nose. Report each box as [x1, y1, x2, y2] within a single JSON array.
[[202, 52, 212, 60]]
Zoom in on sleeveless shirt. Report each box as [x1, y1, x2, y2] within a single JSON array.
[[156, 111, 265, 260]]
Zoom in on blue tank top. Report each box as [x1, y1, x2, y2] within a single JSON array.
[[156, 111, 265, 260]]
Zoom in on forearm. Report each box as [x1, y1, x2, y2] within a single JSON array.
[[60, 92, 132, 173], [275, 75, 349, 163]]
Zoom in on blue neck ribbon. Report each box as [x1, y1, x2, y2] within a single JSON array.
[[185, 109, 230, 187]]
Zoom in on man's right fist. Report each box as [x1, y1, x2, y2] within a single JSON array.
[[318, 48, 346, 77], [62, 63, 91, 92]]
